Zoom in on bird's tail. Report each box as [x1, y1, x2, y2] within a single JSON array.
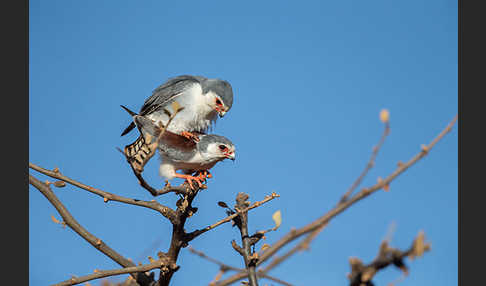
[[120, 105, 138, 136], [123, 133, 158, 173], [120, 105, 159, 172]]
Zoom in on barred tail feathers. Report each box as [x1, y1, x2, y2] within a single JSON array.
[[124, 134, 158, 173]]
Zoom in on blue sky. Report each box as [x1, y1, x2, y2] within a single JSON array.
[[29, 1, 457, 285]]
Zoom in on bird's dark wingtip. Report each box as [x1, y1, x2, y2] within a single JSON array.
[[120, 122, 136, 136], [120, 105, 138, 136], [120, 105, 137, 116]]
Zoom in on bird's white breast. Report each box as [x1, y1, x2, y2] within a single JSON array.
[[158, 151, 220, 180]]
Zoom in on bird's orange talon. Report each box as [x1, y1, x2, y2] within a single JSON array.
[[174, 173, 204, 190], [180, 131, 200, 142], [194, 170, 212, 181]]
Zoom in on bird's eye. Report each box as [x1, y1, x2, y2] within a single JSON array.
[[215, 98, 222, 106], [218, 145, 227, 151]]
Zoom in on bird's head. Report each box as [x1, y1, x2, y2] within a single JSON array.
[[198, 135, 236, 161], [203, 79, 233, 118]]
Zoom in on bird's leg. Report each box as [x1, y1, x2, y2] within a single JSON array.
[[194, 170, 213, 181], [180, 131, 200, 142], [193, 171, 205, 182], [173, 173, 204, 190]]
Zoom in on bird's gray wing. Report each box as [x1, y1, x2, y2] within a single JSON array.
[[139, 75, 204, 116], [121, 75, 206, 136]]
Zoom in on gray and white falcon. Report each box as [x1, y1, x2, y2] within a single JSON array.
[[121, 75, 234, 141], [133, 115, 236, 189]]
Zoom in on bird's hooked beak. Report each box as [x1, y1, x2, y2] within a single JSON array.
[[218, 110, 227, 118], [225, 151, 235, 161]]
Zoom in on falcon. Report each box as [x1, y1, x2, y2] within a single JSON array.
[[132, 114, 236, 189], [121, 75, 234, 142]]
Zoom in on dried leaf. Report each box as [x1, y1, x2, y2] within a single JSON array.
[[383, 184, 390, 192], [171, 101, 182, 113], [217, 201, 229, 208], [148, 256, 155, 263], [377, 177, 383, 184], [380, 109, 390, 123], [272, 210, 282, 230], [51, 215, 60, 224], [421, 144, 429, 153], [53, 181, 66, 188], [261, 243, 271, 251], [211, 269, 224, 284], [410, 231, 430, 260]]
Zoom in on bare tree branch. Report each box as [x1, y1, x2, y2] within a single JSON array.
[[260, 222, 328, 274], [128, 168, 189, 197], [30, 157, 279, 286], [29, 163, 178, 224], [232, 193, 259, 286], [189, 247, 243, 272], [157, 183, 203, 286], [340, 121, 390, 203], [347, 230, 431, 286], [29, 174, 156, 286], [188, 247, 293, 286], [185, 192, 280, 241], [214, 115, 457, 286], [30, 113, 455, 286], [53, 261, 168, 286]]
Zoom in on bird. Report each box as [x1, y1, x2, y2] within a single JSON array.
[[131, 114, 236, 189], [121, 75, 234, 142]]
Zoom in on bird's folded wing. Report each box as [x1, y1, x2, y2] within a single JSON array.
[[139, 75, 201, 116]]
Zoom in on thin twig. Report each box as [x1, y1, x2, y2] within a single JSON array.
[[130, 169, 189, 197], [340, 122, 390, 203], [214, 115, 457, 286], [259, 275, 293, 286], [189, 247, 243, 272], [53, 260, 167, 286], [29, 163, 178, 224], [260, 222, 328, 273], [188, 247, 294, 286], [186, 192, 280, 241]]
